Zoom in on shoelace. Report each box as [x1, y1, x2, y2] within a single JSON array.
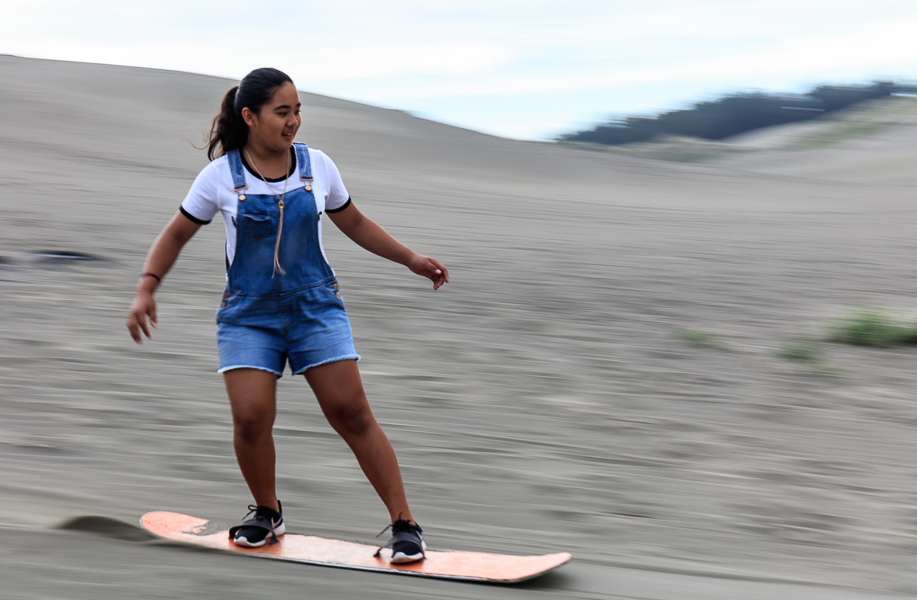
[[373, 519, 420, 557], [239, 503, 281, 546]]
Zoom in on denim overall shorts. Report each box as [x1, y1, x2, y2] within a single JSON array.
[[215, 143, 360, 377]]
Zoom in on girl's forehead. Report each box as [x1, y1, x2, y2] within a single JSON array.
[[270, 83, 300, 105]]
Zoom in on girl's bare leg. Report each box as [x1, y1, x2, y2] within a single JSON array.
[[305, 360, 414, 523], [223, 368, 280, 512]]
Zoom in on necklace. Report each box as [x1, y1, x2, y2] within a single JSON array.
[[244, 148, 290, 277]]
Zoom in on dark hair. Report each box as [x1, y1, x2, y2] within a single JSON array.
[[206, 68, 294, 160]]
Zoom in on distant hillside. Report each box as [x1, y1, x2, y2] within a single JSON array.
[[558, 82, 917, 146], [582, 94, 917, 187]]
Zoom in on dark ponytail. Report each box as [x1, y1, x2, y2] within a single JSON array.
[[206, 68, 294, 160]]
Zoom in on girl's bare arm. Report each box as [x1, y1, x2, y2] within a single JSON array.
[[126, 212, 203, 343], [327, 202, 449, 290]]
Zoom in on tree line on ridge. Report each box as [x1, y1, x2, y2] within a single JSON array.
[[557, 82, 917, 146]]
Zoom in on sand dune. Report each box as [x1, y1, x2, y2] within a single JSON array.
[[2, 55, 917, 599]]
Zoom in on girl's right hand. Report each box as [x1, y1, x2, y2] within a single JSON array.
[[126, 291, 158, 344], [125, 210, 202, 344]]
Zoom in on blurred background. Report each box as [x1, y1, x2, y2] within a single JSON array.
[[2, 3, 917, 599], [3, 0, 917, 139]]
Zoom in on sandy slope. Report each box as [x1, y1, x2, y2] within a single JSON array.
[[2, 55, 917, 599]]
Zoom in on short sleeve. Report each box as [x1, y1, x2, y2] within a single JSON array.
[[320, 152, 350, 212], [179, 161, 221, 224]]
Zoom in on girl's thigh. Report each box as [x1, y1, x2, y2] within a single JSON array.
[[304, 360, 375, 432], [223, 368, 278, 426]]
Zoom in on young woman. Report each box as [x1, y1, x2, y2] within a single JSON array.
[[126, 68, 448, 563]]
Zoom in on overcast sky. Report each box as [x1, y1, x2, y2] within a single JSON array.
[[3, 1, 917, 140]]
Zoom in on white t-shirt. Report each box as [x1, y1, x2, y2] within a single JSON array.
[[180, 146, 351, 269]]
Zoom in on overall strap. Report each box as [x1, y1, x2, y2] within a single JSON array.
[[226, 150, 248, 192], [294, 143, 313, 182]]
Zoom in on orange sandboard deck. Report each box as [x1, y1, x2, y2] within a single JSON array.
[[140, 511, 571, 584]]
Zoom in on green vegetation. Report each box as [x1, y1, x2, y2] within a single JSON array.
[[674, 309, 917, 376], [558, 81, 915, 146], [788, 120, 887, 150], [775, 339, 839, 374], [829, 309, 917, 347], [674, 328, 724, 348], [777, 339, 823, 362]]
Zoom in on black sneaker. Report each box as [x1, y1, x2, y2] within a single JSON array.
[[228, 501, 285, 548], [375, 519, 426, 563]]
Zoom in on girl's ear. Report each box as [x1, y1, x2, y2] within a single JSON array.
[[241, 106, 256, 127]]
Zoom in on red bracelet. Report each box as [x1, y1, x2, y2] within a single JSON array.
[[140, 272, 162, 283]]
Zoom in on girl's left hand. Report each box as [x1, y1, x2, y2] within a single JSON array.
[[407, 254, 449, 290]]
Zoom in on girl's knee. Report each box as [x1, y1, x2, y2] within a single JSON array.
[[232, 410, 273, 443], [327, 400, 374, 438]]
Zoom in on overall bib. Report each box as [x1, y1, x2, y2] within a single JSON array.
[[215, 143, 360, 376]]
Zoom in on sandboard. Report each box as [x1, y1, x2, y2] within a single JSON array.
[[140, 511, 571, 584]]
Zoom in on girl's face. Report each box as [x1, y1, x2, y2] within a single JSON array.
[[242, 82, 302, 153]]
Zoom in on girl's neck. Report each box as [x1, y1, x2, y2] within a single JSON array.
[[243, 143, 290, 179]]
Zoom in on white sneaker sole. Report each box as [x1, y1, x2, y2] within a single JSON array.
[[390, 551, 425, 564], [232, 522, 285, 548], [390, 540, 427, 563]]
